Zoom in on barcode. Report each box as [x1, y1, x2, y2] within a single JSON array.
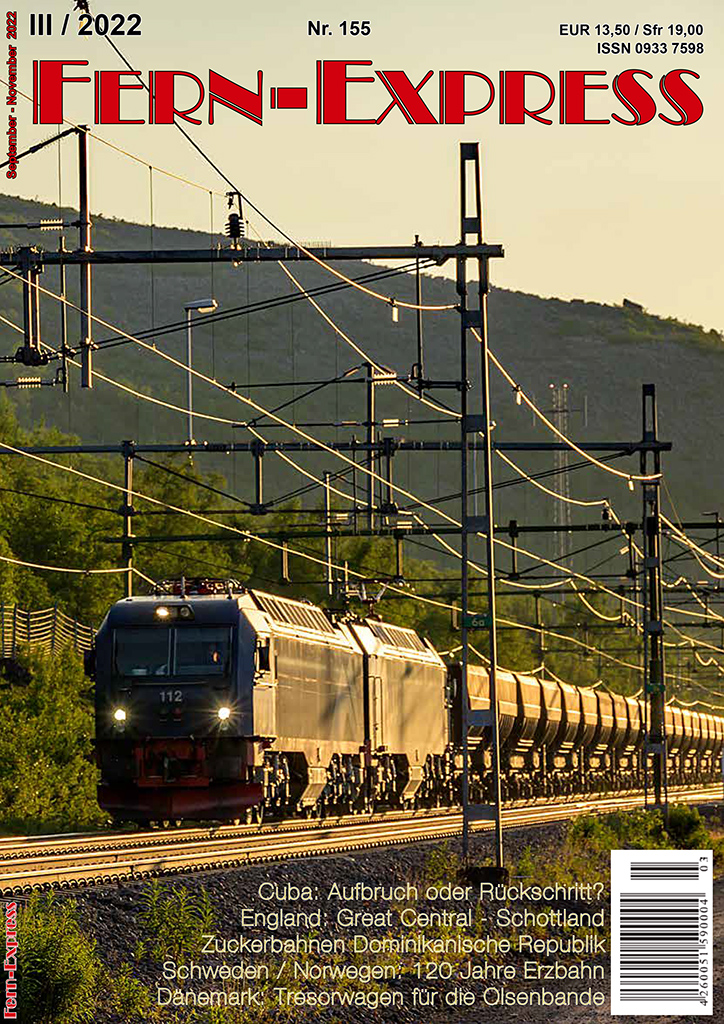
[[611, 851, 712, 1016], [631, 861, 700, 881], [620, 894, 704, 1001]]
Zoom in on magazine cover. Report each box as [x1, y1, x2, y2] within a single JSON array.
[[0, 1, 721, 1021]]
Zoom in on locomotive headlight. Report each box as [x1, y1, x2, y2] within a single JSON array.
[[155, 606, 170, 619], [113, 708, 127, 723], [179, 605, 193, 620], [217, 706, 231, 721]]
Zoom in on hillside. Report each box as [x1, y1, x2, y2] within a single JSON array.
[[0, 192, 721, 546]]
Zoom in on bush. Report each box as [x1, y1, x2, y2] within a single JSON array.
[[420, 841, 460, 887], [664, 805, 711, 850], [139, 879, 216, 961], [569, 805, 713, 853], [100, 963, 155, 1020], [569, 807, 672, 854], [16, 894, 99, 1024], [0, 646, 104, 833]]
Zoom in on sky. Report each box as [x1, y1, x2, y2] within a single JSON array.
[[7, 0, 723, 330]]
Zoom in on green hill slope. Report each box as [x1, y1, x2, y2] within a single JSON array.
[[0, 192, 720, 540]]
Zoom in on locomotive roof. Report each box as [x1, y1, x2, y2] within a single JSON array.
[[102, 589, 444, 662], [250, 590, 337, 635], [349, 618, 445, 667], [105, 593, 242, 626]]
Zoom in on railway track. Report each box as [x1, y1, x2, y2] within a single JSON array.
[[1, 783, 720, 895]]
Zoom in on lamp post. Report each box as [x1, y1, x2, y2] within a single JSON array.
[[184, 298, 218, 444]]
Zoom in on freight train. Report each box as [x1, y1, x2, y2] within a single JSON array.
[[87, 578, 724, 823]]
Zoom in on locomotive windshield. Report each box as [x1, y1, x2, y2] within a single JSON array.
[[175, 627, 231, 676], [113, 626, 232, 679], [114, 627, 170, 676]]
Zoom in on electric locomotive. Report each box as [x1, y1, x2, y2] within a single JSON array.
[[90, 578, 450, 823]]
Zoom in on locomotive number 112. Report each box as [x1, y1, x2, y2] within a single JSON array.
[[160, 689, 183, 703]]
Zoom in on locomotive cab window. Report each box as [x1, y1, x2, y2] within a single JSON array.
[[256, 639, 271, 673], [113, 626, 232, 679], [114, 627, 171, 677], [175, 627, 231, 677]]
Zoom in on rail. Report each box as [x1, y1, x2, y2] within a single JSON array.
[[1, 784, 720, 895]]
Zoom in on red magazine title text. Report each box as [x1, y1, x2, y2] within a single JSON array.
[[32, 60, 704, 127]]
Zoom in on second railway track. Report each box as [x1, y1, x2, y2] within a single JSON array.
[[1, 783, 720, 895]]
